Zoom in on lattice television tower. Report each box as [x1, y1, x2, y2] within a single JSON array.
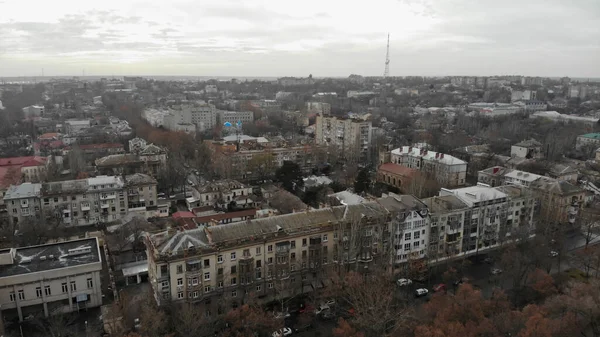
[[383, 33, 390, 78]]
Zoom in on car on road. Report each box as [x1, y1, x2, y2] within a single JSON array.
[[433, 283, 447, 293], [397, 278, 413, 287], [491, 268, 503, 275], [273, 311, 291, 319], [415, 288, 429, 297], [315, 304, 330, 315], [549, 250, 559, 257], [299, 305, 315, 314], [322, 299, 336, 306], [272, 327, 292, 337], [293, 322, 313, 332]]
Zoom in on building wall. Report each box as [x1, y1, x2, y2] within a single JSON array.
[[576, 135, 600, 150], [315, 115, 372, 162], [0, 259, 102, 321]]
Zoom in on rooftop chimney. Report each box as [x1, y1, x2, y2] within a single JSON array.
[[493, 167, 499, 174]]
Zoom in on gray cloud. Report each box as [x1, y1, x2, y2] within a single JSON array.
[[0, 0, 599, 77]]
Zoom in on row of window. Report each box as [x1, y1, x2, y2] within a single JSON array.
[[8, 278, 93, 302]]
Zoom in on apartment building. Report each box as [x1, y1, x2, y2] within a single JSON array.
[[315, 114, 372, 163], [145, 202, 390, 310], [422, 195, 470, 258], [530, 179, 586, 225], [511, 139, 542, 159], [0, 238, 102, 323], [478, 166, 546, 187], [3, 174, 163, 227], [21, 105, 44, 118], [576, 133, 600, 150], [187, 180, 254, 209], [440, 183, 532, 252], [95, 144, 167, 176], [377, 194, 429, 265], [389, 146, 467, 187], [206, 141, 317, 182], [376, 163, 419, 190]]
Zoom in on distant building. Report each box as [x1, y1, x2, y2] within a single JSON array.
[[576, 133, 600, 150], [205, 84, 218, 94], [530, 179, 585, 225], [521, 76, 544, 86], [0, 238, 103, 322], [306, 102, 331, 115], [388, 146, 467, 187], [511, 139, 543, 158], [532, 111, 599, 126], [64, 120, 91, 135], [514, 100, 547, 112], [468, 103, 523, 116], [217, 110, 254, 126], [510, 90, 536, 102], [275, 91, 294, 100], [277, 76, 313, 86], [22, 105, 45, 118], [568, 85, 589, 99]]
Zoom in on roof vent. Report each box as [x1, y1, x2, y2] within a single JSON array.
[[276, 225, 283, 232]]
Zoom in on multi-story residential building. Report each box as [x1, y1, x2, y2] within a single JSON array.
[[495, 185, 536, 237], [187, 180, 254, 209], [576, 133, 600, 150], [21, 105, 45, 118], [422, 195, 469, 258], [530, 179, 586, 225], [568, 85, 589, 99], [511, 139, 543, 159], [514, 100, 547, 112], [3, 174, 165, 227], [64, 120, 91, 135], [0, 238, 102, 323], [315, 114, 372, 163], [145, 202, 389, 310], [95, 143, 167, 176], [547, 164, 578, 183], [388, 146, 467, 187], [510, 90, 536, 102], [440, 184, 515, 252], [217, 111, 254, 126], [206, 140, 317, 182], [478, 166, 547, 188], [306, 102, 331, 116], [521, 76, 544, 86], [377, 194, 429, 267]]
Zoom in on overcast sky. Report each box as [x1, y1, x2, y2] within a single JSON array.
[[0, 0, 598, 77]]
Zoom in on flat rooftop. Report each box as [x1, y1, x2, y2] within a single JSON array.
[[0, 238, 101, 277]]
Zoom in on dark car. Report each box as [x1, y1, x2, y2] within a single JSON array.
[[293, 323, 313, 333]]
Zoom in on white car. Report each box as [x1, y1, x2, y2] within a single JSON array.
[[273, 311, 290, 319], [315, 304, 330, 315], [272, 327, 293, 337], [549, 250, 559, 257], [322, 299, 336, 306], [415, 288, 429, 297], [491, 268, 503, 275], [397, 278, 413, 287]]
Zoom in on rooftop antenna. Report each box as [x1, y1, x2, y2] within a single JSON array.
[[383, 33, 390, 78]]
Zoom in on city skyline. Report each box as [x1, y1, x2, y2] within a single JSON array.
[[1, 0, 599, 77]]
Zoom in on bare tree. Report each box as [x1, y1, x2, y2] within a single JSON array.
[[33, 312, 78, 337]]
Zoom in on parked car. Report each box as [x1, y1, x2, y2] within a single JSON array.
[[433, 283, 447, 292], [294, 322, 313, 332], [415, 288, 429, 297], [322, 299, 336, 307], [397, 278, 413, 287], [549, 250, 559, 257], [299, 305, 315, 314], [315, 304, 330, 315], [483, 257, 494, 264], [272, 327, 292, 337], [273, 311, 290, 319], [491, 268, 503, 275], [321, 311, 336, 320]]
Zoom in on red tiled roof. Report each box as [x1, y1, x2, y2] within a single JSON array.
[[172, 211, 196, 219], [378, 163, 419, 177], [0, 156, 45, 167], [34, 140, 65, 150]]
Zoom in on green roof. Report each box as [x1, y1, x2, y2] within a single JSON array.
[[580, 133, 600, 139]]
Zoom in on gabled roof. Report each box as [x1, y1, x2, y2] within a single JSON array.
[[378, 163, 419, 177]]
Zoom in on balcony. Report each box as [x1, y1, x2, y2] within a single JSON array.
[[309, 237, 322, 247], [100, 203, 109, 209], [81, 203, 91, 211], [100, 194, 116, 200]]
